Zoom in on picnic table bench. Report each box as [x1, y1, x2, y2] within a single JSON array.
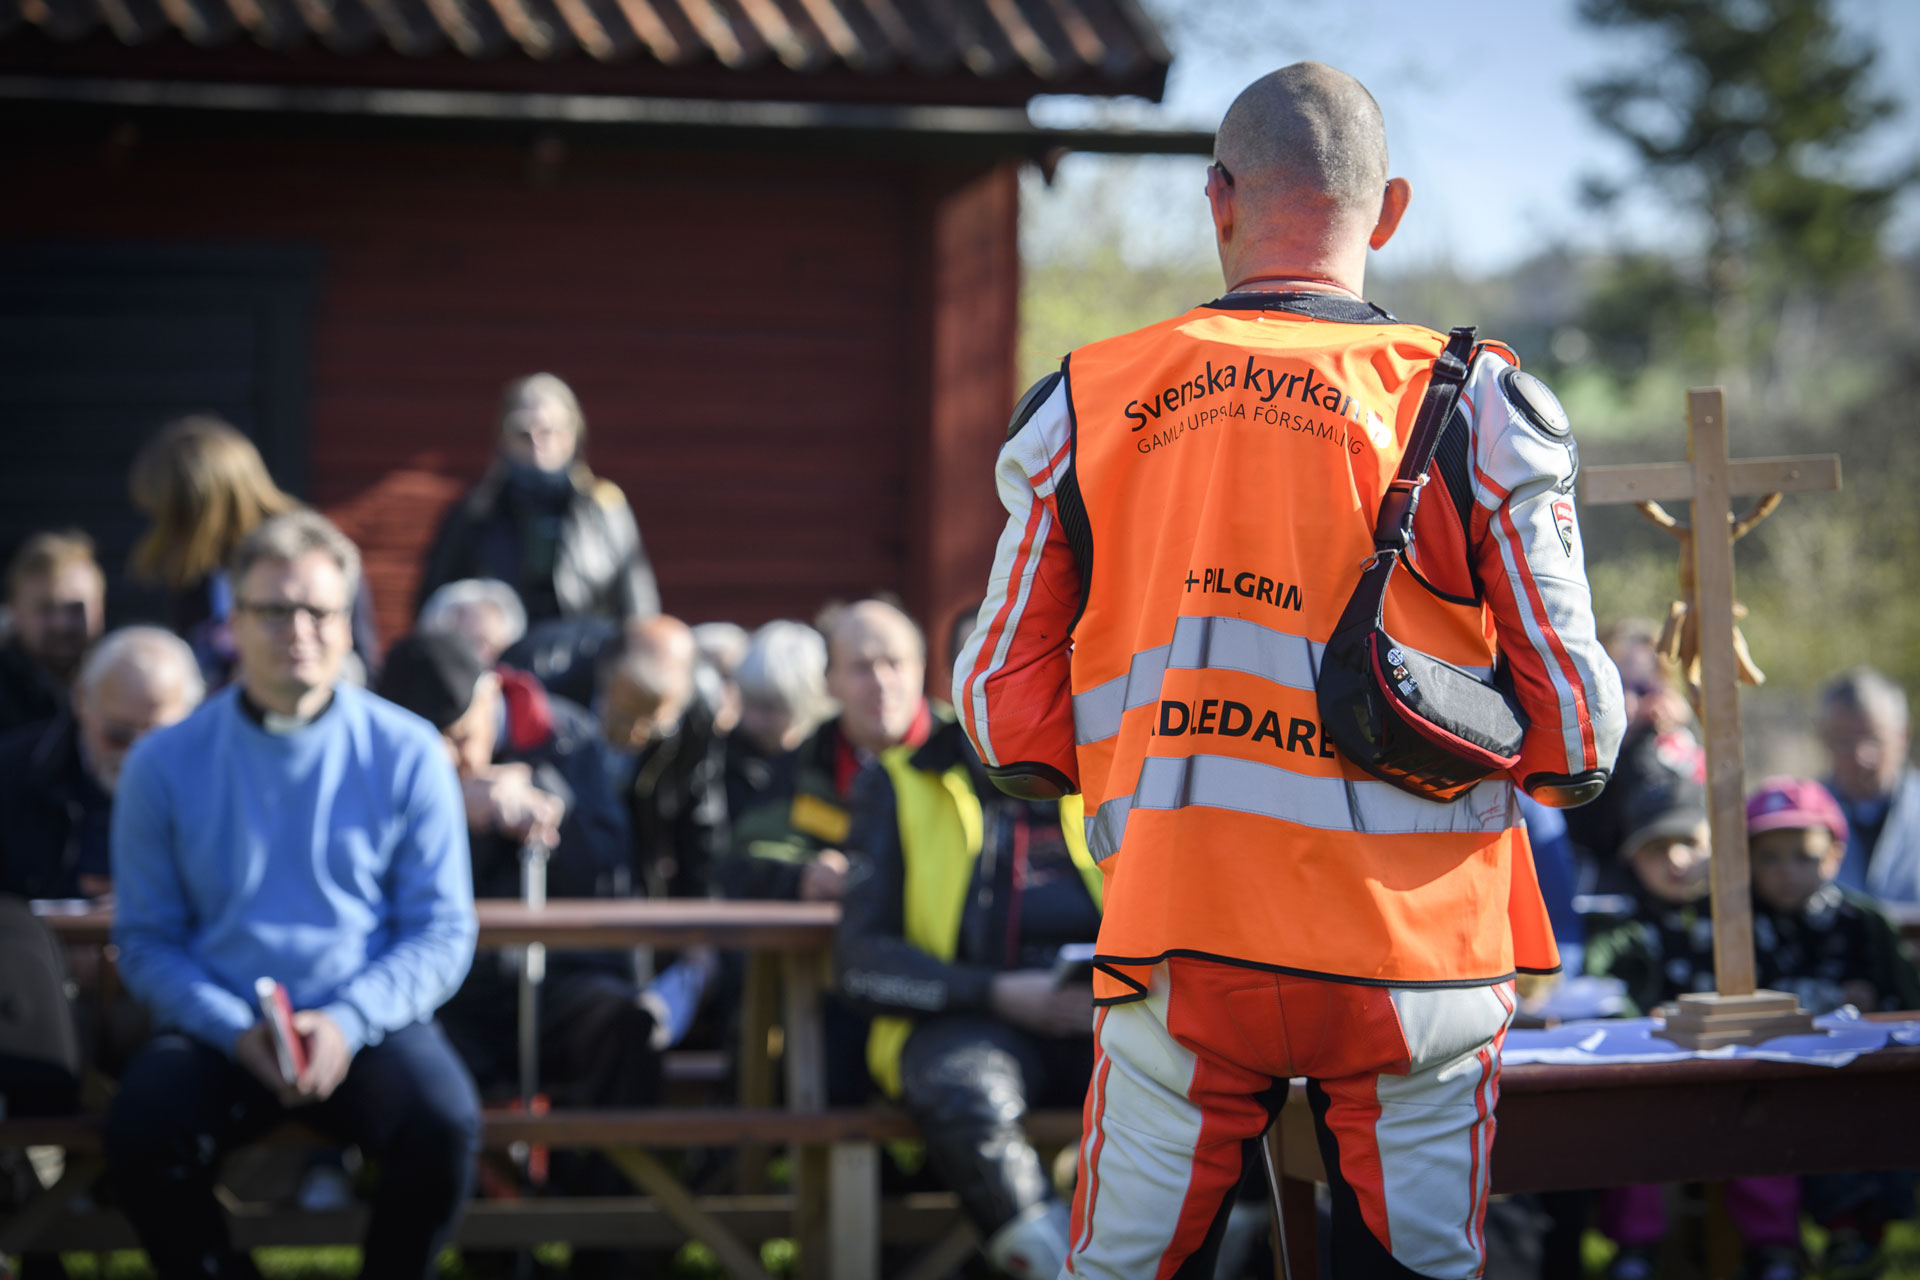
[[11, 898, 910, 1280]]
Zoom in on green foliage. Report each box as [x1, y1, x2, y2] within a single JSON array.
[[1576, 254, 1718, 382], [1020, 249, 1218, 389], [1576, 0, 1911, 377], [1579, 0, 1903, 276]]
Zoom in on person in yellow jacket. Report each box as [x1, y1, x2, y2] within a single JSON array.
[[835, 711, 1103, 1277], [955, 64, 1625, 1280]]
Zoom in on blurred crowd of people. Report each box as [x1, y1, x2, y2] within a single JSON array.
[[1, 371, 1916, 1280], [1513, 623, 1920, 1280]]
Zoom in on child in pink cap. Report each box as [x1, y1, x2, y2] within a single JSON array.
[[1746, 777, 1920, 1279], [1748, 777, 1920, 1013]]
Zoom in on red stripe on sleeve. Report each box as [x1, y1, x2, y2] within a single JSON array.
[[1495, 504, 1598, 767], [962, 496, 1049, 754]]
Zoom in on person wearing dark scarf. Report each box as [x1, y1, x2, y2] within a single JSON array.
[[416, 372, 660, 628]]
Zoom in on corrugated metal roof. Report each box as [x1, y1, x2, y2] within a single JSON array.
[[2, 0, 1171, 97]]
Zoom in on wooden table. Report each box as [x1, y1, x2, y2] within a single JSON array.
[[31, 898, 855, 1280], [1270, 1038, 1920, 1280], [38, 897, 841, 951]]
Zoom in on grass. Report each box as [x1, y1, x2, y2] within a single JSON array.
[[44, 1239, 797, 1279], [34, 1220, 1920, 1278]]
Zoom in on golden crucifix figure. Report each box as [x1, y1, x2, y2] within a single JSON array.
[[1636, 489, 1780, 714]]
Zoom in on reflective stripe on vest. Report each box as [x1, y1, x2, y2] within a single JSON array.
[[1085, 755, 1516, 862], [866, 753, 1102, 1098], [1074, 615, 1327, 747], [1062, 306, 1557, 990], [1073, 613, 1493, 748]]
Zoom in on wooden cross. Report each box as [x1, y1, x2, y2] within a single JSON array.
[[1582, 388, 1842, 1048]]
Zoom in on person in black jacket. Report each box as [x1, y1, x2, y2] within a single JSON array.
[[836, 715, 1100, 1277], [0, 627, 204, 902], [0, 532, 105, 736], [0, 627, 202, 1123], [721, 620, 831, 828], [416, 374, 660, 629], [601, 616, 726, 902], [378, 629, 668, 1280], [377, 630, 655, 1092]]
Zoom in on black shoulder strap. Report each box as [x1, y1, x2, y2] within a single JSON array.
[[1328, 326, 1477, 638], [1370, 326, 1477, 555]]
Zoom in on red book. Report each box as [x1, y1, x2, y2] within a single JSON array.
[[254, 977, 308, 1084]]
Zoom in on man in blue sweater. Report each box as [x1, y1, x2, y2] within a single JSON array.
[[106, 511, 480, 1280]]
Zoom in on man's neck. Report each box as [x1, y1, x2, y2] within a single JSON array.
[[1222, 237, 1368, 299], [1225, 269, 1362, 298], [840, 699, 932, 757], [242, 680, 335, 729]]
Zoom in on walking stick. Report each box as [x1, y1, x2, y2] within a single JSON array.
[[512, 839, 551, 1280], [517, 839, 551, 1113]]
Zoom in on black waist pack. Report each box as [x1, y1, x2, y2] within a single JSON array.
[[1315, 326, 1528, 803]]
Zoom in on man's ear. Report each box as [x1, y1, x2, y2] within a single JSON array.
[[1207, 163, 1236, 250], [1370, 177, 1412, 251]]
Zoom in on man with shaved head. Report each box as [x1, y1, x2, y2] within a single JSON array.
[[0, 626, 203, 901], [1820, 666, 1920, 903], [956, 62, 1621, 1279], [600, 613, 730, 903]]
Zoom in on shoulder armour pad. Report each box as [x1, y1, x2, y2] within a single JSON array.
[[1474, 339, 1520, 368], [1007, 371, 1064, 441], [1500, 368, 1571, 439]]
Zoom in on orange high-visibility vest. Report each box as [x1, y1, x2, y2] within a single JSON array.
[[1064, 307, 1557, 1000]]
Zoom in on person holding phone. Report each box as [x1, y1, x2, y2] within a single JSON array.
[[105, 511, 479, 1280]]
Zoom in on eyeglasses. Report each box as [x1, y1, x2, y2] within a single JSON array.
[[1211, 160, 1235, 188], [236, 600, 349, 629]]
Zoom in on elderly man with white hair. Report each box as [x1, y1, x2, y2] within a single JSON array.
[[720, 600, 930, 904], [1822, 666, 1920, 902], [0, 626, 203, 900], [418, 578, 528, 667], [722, 619, 833, 822]]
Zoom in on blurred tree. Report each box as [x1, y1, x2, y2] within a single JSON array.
[[1576, 0, 1911, 382]]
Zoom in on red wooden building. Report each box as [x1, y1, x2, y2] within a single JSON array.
[[0, 0, 1190, 676]]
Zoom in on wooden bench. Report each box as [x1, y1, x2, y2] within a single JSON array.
[[23, 897, 1095, 1278], [30, 899, 863, 1280], [0, 1106, 1085, 1280]]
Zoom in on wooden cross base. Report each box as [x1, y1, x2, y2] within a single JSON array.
[[1660, 991, 1817, 1050]]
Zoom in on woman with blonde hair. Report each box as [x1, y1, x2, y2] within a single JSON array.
[[416, 372, 659, 628], [129, 415, 378, 682]]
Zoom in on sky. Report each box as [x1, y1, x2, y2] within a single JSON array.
[[1023, 0, 1920, 277]]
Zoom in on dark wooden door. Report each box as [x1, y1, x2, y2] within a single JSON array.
[[0, 244, 318, 625]]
